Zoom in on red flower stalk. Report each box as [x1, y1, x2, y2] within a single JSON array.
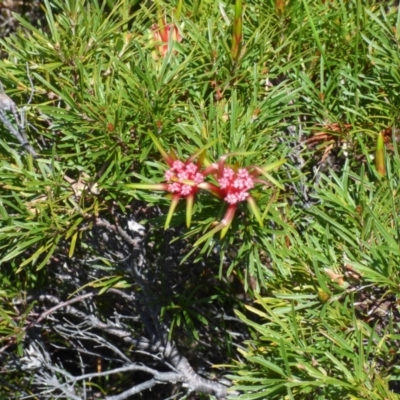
[[231, 0, 243, 62], [151, 16, 182, 59], [275, 0, 285, 16], [195, 154, 286, 246], [127, 133, 216, 229]]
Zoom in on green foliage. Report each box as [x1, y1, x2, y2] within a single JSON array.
[[0, 0, 399, 398], [227, 159, 400, 399]]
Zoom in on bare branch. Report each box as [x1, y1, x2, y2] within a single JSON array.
[[36, 293, 153, 350], [28, 292, 235, 399], [53, 363, 182, 384], [0, 92, 38, 158], [25, 62, 35, 106], [106, 379, 157, 400], [34, 292, 95, 326]]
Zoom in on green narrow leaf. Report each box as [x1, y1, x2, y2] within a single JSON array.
[[69, 231, 79, 258]]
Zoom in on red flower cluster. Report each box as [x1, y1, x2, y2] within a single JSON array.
[[164, 160, 204, 197], [128, 133, 285, 245], [217, 167, 254, 204]]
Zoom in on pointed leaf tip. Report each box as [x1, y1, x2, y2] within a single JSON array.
[[165, 194, 180, 229], [247, 196, 263, 227], [186, 194, 194, 228], [148, 132, 173, 166]]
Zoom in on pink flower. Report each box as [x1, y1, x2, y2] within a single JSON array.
[[217, 167, 254, 204], [195, 154, 285, 245], [128, 136, 286, 242], [128, 133, 216, 229], [165, 161, 204, 196]]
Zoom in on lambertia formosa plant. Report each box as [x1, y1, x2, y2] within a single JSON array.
[[0, 0, 400, 399]]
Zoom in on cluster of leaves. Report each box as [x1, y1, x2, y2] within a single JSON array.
[[0, 0, 399, 398], [227, 160, 400, 399]]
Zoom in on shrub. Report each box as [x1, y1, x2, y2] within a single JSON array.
[[0, 0, 399, 399]]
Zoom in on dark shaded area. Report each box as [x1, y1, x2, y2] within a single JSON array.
[[0, 0, 44, 38]]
